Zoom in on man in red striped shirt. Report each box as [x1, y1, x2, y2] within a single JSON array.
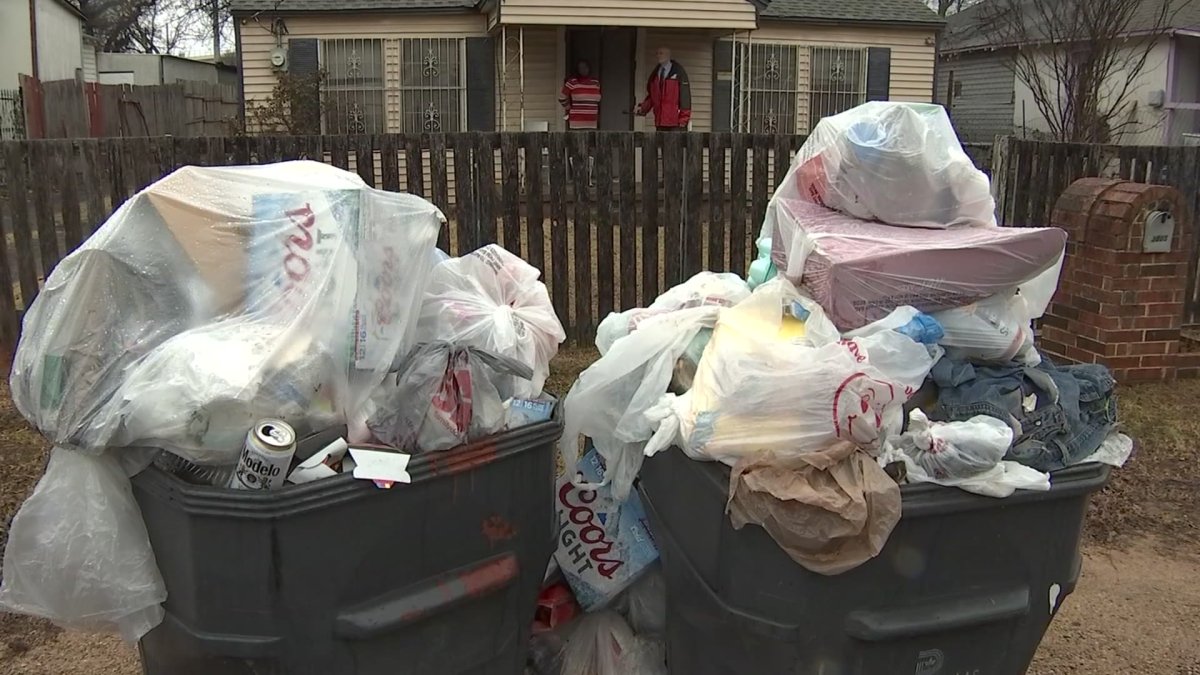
[[559, 61, 602, 130]]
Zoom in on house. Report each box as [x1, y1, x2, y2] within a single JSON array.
[[229, 0, 944, 134], [97, 53, 239, 88], [0, 0, 95, 90], [938, 0, 1200, 145]]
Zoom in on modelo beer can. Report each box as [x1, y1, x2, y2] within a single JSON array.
[[228, 419, 297, 490]]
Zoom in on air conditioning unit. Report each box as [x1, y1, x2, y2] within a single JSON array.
[[270, 47, 288, 72], [1183, 133, 1200, 147]]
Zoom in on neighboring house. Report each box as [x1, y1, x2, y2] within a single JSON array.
[[0, 0, 94, 90], [97, 53, 239, 88], [938, 0, 1200, 145], [229, 0, 944, 134]]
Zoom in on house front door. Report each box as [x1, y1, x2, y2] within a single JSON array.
[[566, 27, 636, 131]]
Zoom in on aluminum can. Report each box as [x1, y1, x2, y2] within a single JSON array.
[[228, 419, 297, 490]]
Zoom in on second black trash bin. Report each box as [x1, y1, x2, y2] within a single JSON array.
[[638, 448, 1110, 675], [131, 417, 562, 675]]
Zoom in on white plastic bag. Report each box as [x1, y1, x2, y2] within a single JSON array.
[[645, 278, 937, 466], [562, 611, 664, 675], [933, 294, 1040, 365], [895, 409, 1013, 479], [880, 412, 1050, 498], [1076, 432, 1134, 468], [416, 245, 565, 398], [560, 306, 720, 501], [0, 449, 166, 642], [365, 343, 532, 452], [779, 101, 995, 228], [595, 272, 750, 355]]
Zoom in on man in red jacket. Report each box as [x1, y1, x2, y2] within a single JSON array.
[[636, 47, 691, 131]]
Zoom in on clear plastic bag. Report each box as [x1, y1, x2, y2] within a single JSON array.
[[13, 161, 445, 461], [560, 305, 720, 501], [644, 278, 938, 466], [595, 272, 750, 355], [416, 245, 565, 399], [561, 610, 665, 675], [933, 294, 1040, 365], [762, 195, 1067, 331], [4, 161, 444, 638], [0, 449, 166, 641], [780, 101, 995, 228], [365, 342, 533, 452]]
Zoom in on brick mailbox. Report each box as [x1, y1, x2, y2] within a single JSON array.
[[1041, 178, 1191, 382]]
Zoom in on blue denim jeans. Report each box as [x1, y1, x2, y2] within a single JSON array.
[[929, 357, 1116, 472]]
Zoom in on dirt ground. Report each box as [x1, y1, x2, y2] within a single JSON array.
[[1, 347, 1199, 675]]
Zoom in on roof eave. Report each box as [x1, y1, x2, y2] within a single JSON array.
[[231, 4, 479, 16], [761, 14, 945, 29]]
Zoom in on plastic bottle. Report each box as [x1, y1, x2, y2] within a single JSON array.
[[747, 237, 776, 289]]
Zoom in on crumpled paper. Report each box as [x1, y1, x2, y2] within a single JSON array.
[[726, 441, 901, 575]]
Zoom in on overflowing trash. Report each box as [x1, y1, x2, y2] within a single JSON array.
[[0, 100, 1139, 674], [0, 161, 564, 644]]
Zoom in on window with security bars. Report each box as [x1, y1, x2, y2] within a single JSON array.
[[806, 47, 867, 126], [730, 43, 869, 134], [399, 38, 465, 133], [740, 44, 799, 135], [321, 39, 385, 134]]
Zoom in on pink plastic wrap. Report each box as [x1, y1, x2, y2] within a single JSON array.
[[769, 197, 1066, 330]]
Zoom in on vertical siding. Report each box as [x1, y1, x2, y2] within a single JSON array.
[[34, 0, 84, 82], [937, 52, 1015, 143], [499, 0, 755, 29], [751, 22, 937, 103], [497, 26, 560, 130]]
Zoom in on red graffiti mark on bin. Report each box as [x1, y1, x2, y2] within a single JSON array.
[[557, 482, 624, 579], [481, 515, 518, 545], [429, 442, 499, 477]]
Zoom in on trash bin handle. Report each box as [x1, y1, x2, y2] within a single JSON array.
[[845, 586, 1030, 642], [333, 553, 519, 641]]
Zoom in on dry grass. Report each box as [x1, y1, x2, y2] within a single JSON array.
[[1085, 378, 1200, 546]]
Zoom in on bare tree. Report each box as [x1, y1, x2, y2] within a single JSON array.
[[979, 0, 1176, 143], [80, 0, 229, 55], [927, 0, 981, 15]]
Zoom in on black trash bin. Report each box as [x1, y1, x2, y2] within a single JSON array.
[[131, 417, 561, 675], [638, 447, 1110, 675]]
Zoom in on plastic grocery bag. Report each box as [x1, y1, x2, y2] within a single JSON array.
[[895, 409, 1013, 478], [728, 442, 902, 575], [780, 101, 994, 228], [12, 161, 445, 460], [0, 449, 166, 642], [595, 272, 750, 355], [560, 306, 720, 501], [365, 342, 533, 452], [644, 278, 937, 466], [880, 411, 1049, 498], [933, 294, 1040, 365], [416, 245, 565, 398], [561, 611, 665, 675]]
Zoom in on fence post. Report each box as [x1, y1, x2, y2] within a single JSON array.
[[19, 75, 45, 139], [991, 135, 1013, 226]]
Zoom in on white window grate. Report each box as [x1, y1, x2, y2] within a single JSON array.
[[398, 38, 466, 133], [321, 38, 386, 135], [729, 42, 868, 134], [319, 37, 466, 134]]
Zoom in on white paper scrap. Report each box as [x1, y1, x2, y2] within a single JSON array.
[[349, 448, 412, 486]]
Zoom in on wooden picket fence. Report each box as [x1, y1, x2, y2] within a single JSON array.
[[0, 131, 809, 348]]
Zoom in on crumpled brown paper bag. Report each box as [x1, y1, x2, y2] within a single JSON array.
[[726, 441, 901, 575]]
